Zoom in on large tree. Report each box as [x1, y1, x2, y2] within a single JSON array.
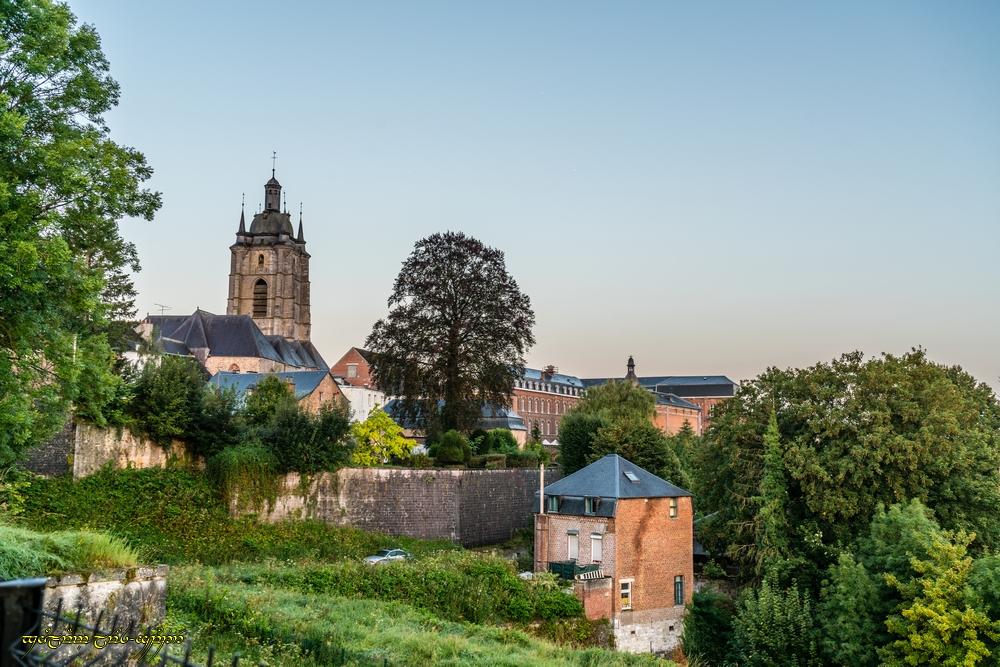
[[0, 0, 160, 465], [693, 349, 1000, 584], [365, 232, 535, 433]]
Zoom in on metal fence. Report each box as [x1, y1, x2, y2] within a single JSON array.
[[1, 578, 389, 667]]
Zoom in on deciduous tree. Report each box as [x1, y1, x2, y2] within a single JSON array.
[[0, 0, 160, 465], [365, 232, 534, 433], [350, 407, 415, 466]]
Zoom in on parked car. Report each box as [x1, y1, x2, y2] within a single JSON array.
[[363, 548, 412, 565]]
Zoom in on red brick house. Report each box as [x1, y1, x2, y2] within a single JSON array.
[[330, 347, 376, 388], [534, 454, 694, 653]]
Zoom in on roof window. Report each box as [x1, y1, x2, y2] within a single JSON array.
[[624, 471, 640, 483]]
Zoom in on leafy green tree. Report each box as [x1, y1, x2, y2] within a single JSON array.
[[557, 412, 607, 474], [366, 232, 535, 433], [188, 386, 243, 459], [350, 407, 415, 466], [818, 552, 884, 666], [529, 422, 541, 443], [681, 590, 735, 666], [589, 418, 689, 488], [694, 350, 1000, 581], [665, 420, 697, 475], [479, 428, 518, 454], [753, 410, 792, 579], [0, 0, 160, 465], [880, 532, 999, 667], [243, 375, 297, 427], [128, 356, 206, 445], [433, 429, 470, 466], [260, 402, 352, 473], [574, 380, 654, 423], [729, 581, 821, 667]]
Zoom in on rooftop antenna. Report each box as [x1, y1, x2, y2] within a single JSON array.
[[271, 150, 278, 178], [153, 303, 171, 316]]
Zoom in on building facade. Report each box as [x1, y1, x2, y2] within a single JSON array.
[[330, 347, 377, 389], [534, 454, 694, 653], [512, 365, 584, 441], [227, 172, 312, 343]]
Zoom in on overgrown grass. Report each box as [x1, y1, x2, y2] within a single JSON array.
[[18, 467, 456, 565], [0, 524, 138, 579], [166, 565, 672, 667]]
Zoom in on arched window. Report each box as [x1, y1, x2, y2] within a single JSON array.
[[257, 254, 265, 270], [253, 279, 268, 317]]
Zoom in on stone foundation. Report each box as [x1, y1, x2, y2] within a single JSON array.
[[614, 607, 685, 654]]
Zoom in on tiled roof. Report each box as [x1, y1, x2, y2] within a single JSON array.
[[543, 454, 691, 499], [209, 370, 330, 401]]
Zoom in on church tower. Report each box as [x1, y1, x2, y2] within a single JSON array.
[[227, 171, 311, 342]]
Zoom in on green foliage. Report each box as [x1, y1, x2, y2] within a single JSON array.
[[482, 428, 519, 454], [18, 467, 455, 565], [575, 381, 655, 423], [729, 581, 821, 667], [243, 375, 296, 427], [681, 590, 735, 667], [0, 0, 160, 465], [589, 418, 688, 487], [209, 445, 280, 513], [366, 231, 536, 433], [970, 555, 1000, 621], [349, 407, 415, 466], [753, 410, 792, 580], [694, 349, 1000, 584], [879, 532, 999, 667], [0, 466, 33, 518], [187, 385, 243, 459], [818, 552, 884, 666], [167, 565, 668, 667], [0, 524, 137, 579], [557, 412, 608, 474], [259, 401, 352, 473], [128, 356, 207, 445], [434, 429, 470, 465]]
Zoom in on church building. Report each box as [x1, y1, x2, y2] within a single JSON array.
[[138, 170, 328, 377]]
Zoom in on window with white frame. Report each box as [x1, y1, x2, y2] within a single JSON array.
[[567, 531, 579, 560], [620, 579, 633, 610], [591, 534, 603, 562], [669, 497, 678, 518]]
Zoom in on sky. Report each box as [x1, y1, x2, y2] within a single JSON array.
[[70, 1, 1000, 390]]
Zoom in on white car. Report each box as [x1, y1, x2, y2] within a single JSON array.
[[363, 548, 412, 565]]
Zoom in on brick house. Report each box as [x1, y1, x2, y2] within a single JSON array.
[[534, 454, 694, 653], [329, 347, 377, 389]]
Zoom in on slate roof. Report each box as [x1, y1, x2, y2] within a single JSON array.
[[248, 209, 295, 236], [209, 370, 330, 401], [383, 399, 527, 431], [581, 375, 737, 397], [143, 310, 326, 370], [653, 392, 701, 410], [543, 454, 692, 499], [522, 367, 584, 389]]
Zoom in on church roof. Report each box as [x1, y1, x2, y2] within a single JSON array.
[[248, 209, 295, 236], [144, 310, 325, 370]]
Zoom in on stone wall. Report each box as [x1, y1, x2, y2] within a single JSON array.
[[233, 466, 562, 547], [20, 420, 75, 477], [71, 424, 193, 479], [44, 566, 169, 628], [614, 611, 685, 654]]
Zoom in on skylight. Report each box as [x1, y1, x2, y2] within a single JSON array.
[[624, 471, 639, 483]]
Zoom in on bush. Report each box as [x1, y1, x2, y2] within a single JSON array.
[[260, 402, 352, 473], [434, 430, 470, 465], [209, 445, 280, 512], [729, 582, 821, 667], [128, 356, 207, 445], [409, 453, 433, 469], [682, 590, 735, 666]]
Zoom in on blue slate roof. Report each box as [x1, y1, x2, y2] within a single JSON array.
[[383, 399, 527, 431], [581, 375, 736, 397], [653, 392, 701, 410], [522, 367, 584, 389], [543, 454, 691, 499], [209, 370, 329, 401]]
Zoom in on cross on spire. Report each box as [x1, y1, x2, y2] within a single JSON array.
[[271, 150, 278, 177]]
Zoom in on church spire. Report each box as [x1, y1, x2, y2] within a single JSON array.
[[297, 202, 305, 242], [237, 193, 246, 234], [625, 355, 639, 385]]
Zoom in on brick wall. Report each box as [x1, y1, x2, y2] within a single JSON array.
[[232, 467, 563, 547]]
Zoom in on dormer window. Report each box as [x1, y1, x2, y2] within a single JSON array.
[[585, 497, 599, 515], [547, 496, 559, 512]]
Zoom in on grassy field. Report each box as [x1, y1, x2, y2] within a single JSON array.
[[166, 565, 671, 667], [0, 524, 138, 579]]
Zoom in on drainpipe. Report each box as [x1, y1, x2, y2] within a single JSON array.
[[539, 462, 545, 514]]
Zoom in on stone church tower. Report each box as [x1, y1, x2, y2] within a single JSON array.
[[227, 172, 311, 342]]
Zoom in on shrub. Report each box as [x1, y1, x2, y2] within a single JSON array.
[[409, 453, 433, 469], [434, 430, 469, 465], [682, 590, 736, 666], [260, 402, 352, 473], [729, 582, 821, 667], [128, 356, 207, 445], [188, 386, 243, 459], [209, 445, 280, 512], [243, 375, 297, 427]]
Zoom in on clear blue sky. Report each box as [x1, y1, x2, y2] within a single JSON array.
[[72, 1, 1000, 390]]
